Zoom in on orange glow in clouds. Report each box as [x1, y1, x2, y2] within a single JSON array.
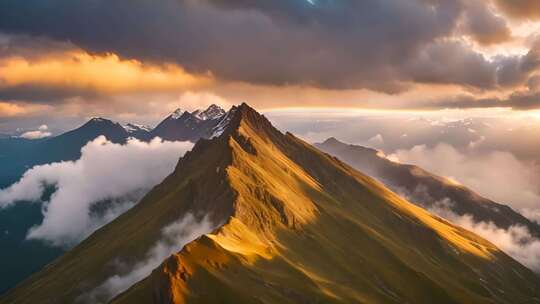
[[0, 52, 212, 95]]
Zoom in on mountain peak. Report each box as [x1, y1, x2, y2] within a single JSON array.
[[322, 137, 341, 145], [170, 108, 185, 119], [88, 117, 112, 123], [209, 103, 273, 139], [192, 104, 226, 121], [84, 117, 121, 128]]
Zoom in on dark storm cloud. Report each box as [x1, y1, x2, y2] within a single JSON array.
[[406, 40, 498, 88], [0, 84, 99, 103], [460, 1, 512, 45], [426, 92, 540, 110], [0, 34, 74, 59], [0, 0, 468, 91]]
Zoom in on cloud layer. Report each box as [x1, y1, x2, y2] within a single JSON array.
[[389, 143, 540, 218], [0, 0, 536, 94], [0, 136, 193, 246], [2, 0, 540, 131]]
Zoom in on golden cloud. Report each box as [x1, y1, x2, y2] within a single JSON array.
[[0, 51, 212, 96], [0, 101, 52, 117]]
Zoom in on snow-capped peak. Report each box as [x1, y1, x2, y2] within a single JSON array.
[[192, 104, 226, 121], [170, 108, 185, 119], [89, 117, 109, 122]]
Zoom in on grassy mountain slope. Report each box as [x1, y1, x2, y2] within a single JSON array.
[[3, 104, 540, 304], [315, 138, 540, 237], [117, 105, 540, 303]]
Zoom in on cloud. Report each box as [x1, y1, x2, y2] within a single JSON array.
[[19, 124, 52, 139], [0, 101, 52, 118], [428, 199, 540, 271], [460, 0, 512, 45], [0, 0, 539, 125], [389, 143, 540, 217], [494, 0, 540, 20], [80, 213, 215, 303], [406, 39, 535, 90], [0, 0, 503, 92], [0, 136, 193, 246], [0, 51, 210, 102]]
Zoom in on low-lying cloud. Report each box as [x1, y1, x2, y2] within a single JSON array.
[[389, 143, 540, 218], [19, 124, 52, 139], [81, 213, 215, 303], [429, 199, 540, 272], [0, 136, 193, 247]]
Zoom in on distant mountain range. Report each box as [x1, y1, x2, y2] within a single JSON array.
[[151, 104, 226, 142], [0, 104, 227, 188], [316, 138, 540, 238], [3, 104, 540, 304]]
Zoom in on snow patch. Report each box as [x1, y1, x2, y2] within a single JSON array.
[[210, 107, 236, 138], [170, 108, 184, 120]]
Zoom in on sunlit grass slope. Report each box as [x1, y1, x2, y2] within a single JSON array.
[[116, 104, 540, 304]]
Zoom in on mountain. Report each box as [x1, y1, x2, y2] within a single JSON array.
[[315, 138, 540, 237], [3, 104, 540, 304], [151, 104, 226, 141]]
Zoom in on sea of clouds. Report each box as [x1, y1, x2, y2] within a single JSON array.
[[0, 136, 193, 247]]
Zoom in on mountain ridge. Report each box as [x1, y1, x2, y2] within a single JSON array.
[[315, 137, 540, 238], [4, 103, 539, 303]]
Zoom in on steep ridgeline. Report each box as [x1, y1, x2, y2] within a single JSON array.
[[3, 104, 540, 304], [315, 138, 540, 238]]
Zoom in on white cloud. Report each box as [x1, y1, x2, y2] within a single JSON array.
[[389, 143, 540, 218], [19, 124, 52, 139], [428, 199, 540, 272], [0, 136, 193, 247], [81, 213, 215, 303]]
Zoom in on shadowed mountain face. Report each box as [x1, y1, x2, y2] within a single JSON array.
[[3, 104, 540, 304], [315, 138, 540, 238]]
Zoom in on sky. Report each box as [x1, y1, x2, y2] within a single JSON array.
[[2, 0, 540, 133]]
